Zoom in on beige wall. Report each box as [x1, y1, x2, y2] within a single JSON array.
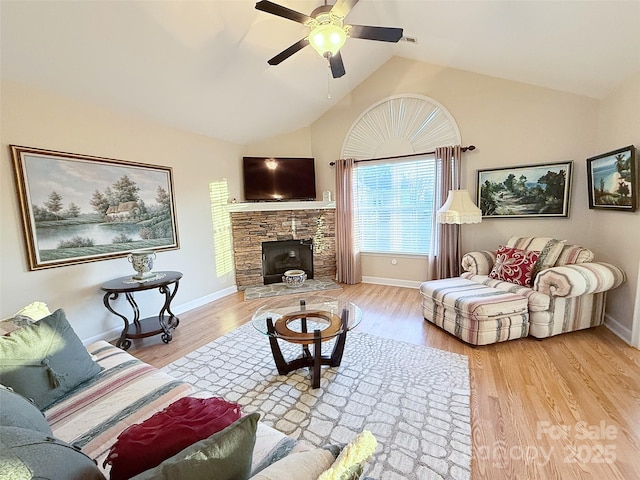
[[244, 127, 313, 160], [308, 57, 601, 282], [593, 73, 640, 337], [1, 80, 243, 342], [2, 59, 636, 343], [302, 57, 639, 335]]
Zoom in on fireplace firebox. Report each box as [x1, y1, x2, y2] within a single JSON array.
[[262, 239, 313, 285]]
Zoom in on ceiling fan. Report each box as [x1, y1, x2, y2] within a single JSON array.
[[255, 0, 403, 78]]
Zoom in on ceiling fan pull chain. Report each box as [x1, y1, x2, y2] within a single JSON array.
[[327, 65, 332, 99]]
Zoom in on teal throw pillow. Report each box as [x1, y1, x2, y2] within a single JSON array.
[[130, 412, 260, 480], [0, 384, 52, 435], [0, 426, 105, 480], [0, 308, 102, 409]]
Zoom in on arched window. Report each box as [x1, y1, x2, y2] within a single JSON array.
[[341, 94, 461, 160], [341, 95, 461, 255]]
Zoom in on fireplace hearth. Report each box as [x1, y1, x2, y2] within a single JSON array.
[[262, 239, 313, 285]]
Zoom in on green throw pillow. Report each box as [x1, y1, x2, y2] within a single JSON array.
[[130, 413, 260, 480], [0, 308, 102, 409], [0, 426, 105, 480], [0, 384, 52, 435]]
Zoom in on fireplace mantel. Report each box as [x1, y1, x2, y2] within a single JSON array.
[[226, 200, 335, 213]]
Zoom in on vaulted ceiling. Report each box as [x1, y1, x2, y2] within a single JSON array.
[[2, 1, 639, 144]]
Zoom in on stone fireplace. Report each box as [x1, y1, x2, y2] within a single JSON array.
[[229, 204, 336, 288]]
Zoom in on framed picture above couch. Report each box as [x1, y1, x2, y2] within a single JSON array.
[[586, 145, 636, 212], [10, 145, 180, 271], [477, 161, 573, 218]]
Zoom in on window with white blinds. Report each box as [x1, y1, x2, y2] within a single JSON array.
[[356, 156, 437, 255], [209, 179, 234, 276]]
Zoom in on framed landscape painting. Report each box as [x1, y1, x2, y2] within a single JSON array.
[[587, 145, 636, 211], [11, 145, 180, 270], [477, 161, 572, 218]]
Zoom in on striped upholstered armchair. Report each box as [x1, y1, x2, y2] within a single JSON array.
[[420, 236, 625, 345]]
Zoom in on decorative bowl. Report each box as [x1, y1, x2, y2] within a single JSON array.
[[282, 269, 307, 288]]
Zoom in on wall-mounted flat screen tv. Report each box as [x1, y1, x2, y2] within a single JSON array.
[[243, 157, 316, 201]]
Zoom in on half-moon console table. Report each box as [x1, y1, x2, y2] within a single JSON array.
[[101, 271, 182, 350]]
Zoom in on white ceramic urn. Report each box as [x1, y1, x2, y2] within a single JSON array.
[[128, 250, 156, 280]]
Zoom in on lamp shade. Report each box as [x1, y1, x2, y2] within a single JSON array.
[[309, 23, 347, 57], [436, 189, 482, 224]]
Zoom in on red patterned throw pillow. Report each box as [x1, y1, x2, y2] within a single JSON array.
[[105, 397, 242, 480], [489, 245, 541, 287]]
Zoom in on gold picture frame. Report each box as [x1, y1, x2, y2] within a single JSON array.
[[11, 145, 180, 270]]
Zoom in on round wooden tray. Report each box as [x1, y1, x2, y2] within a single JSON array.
[[274, 309, 342, 344]]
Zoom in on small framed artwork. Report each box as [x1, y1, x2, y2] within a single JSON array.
[[586, 145, 636, 211], [11, 145, 180, 271], [477, 161, 573, 218]]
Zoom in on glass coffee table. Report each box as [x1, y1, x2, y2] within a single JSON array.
[[252, 295, 362, 389]]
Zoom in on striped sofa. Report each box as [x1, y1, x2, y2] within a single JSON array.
[[44, 341, 292, 478], [2, 304, 370, 479], [419, 237, 625, 345]]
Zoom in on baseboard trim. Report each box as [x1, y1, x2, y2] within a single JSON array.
[[82, 326, 123, 346], [82, 285, 238, 346], [604, 313, 632, 345], [173, 285, 238, 315], [362, 276, 421, 289]]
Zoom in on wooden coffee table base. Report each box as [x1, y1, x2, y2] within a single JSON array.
[[266, 308, 349, 389]]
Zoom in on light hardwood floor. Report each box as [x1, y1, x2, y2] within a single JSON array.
[[129, 283, 640, 480]]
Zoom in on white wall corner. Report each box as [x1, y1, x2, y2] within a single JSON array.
[[632, 258, 640, 349], [604, 313, 633, 345]]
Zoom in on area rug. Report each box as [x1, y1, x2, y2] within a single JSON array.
[[244, 278, 342, 300], [163, 323, 471, 480]]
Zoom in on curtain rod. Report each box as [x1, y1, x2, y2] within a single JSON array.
[[328, 145, 476, 166]]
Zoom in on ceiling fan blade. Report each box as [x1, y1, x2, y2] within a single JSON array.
[[348, 25, 404, 42], [329, 51, 346, 78], [255, 0, 313, 25], [330, 0, 360, 18], [267, 38, 310, 65]]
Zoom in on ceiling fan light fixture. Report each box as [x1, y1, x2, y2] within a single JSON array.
[[256, 0, 404, 76], [309, 21, 347, 58]]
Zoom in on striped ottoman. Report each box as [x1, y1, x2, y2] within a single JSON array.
[[420, 277, 529, 345]]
